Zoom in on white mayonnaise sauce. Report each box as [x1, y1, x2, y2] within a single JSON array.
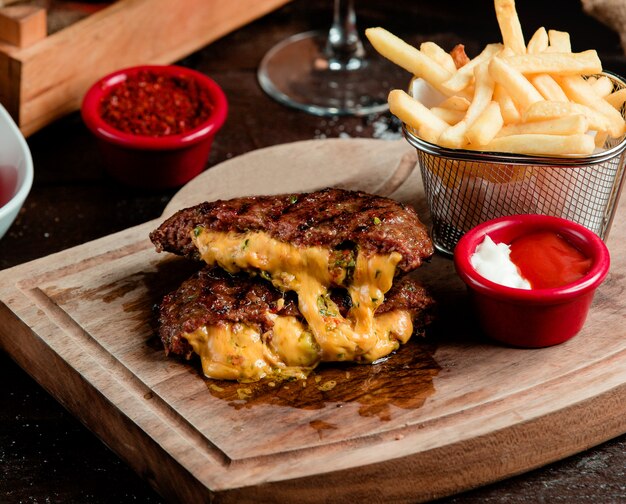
[[470, 235, 531, 289]]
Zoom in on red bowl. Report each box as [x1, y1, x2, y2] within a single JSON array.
[[453, 215, 610, 347], [81, 65, 228, 189]]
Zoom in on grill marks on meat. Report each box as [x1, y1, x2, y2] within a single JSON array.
[[159, 267, 435, 360], [149, 188, 434, 272]]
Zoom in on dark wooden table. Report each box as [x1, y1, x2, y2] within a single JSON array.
[[2, 1, 626, 502]]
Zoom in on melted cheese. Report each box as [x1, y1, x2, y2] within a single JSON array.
[[182, 309, 414, 381], [361, 310, 414, 362], [189, 228, 412, 379], [183, 317, 316, 382]]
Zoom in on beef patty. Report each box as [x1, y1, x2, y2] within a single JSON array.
[[152, 188, 435, 381], [159, 266, 435, 363], [150, 187, 433, 273]]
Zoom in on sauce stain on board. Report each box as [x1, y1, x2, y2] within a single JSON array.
[[204, 338, 441, 422], [309, 419, 338, 439]]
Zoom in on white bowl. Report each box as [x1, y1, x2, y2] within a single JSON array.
[[0, 104, 33, 240]]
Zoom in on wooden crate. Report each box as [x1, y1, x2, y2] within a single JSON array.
[[0, 0, 290, 136]]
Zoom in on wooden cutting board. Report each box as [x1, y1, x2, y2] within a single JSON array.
[[1, 138, 626, 503]]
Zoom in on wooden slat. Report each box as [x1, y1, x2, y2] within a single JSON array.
[[0, 6, 46, 48]]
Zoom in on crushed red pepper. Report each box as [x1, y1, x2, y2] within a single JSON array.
[[99, 70, 214, 137]]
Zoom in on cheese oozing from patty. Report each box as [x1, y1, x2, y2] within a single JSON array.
[[183, 309, 413, 382], [185, 228, 413, 380]]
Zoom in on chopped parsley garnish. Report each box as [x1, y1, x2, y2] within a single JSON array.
[[373, 216, 381, 225], [289, 195, 298, 204], [193, 226, 203, 237], [331, 249, 356, 284], [317, 294, 338, 317], [334, 258, 356, 269]]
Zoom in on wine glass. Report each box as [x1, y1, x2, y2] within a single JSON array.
[[257, 0, 405, 116]]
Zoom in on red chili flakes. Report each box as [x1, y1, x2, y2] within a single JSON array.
[[99, 70, 214, 137]]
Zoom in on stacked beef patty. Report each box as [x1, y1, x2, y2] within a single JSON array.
[[150, 188, 435, 382]]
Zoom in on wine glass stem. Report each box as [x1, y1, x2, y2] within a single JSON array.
[[325, 0, 366, 70]]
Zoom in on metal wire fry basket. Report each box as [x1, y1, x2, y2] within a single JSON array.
[[403, 72, 626, 256]]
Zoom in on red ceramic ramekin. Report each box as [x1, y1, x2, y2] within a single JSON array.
[[81, 65, 228, 189], [453, 214, 610, 348]]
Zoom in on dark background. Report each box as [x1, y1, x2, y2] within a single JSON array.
[[1, 0, 625, 502]]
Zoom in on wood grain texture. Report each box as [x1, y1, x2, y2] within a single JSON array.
[[0, 0, 289, 136], [1, 138, 625, 503], [0, 6, 46, 48]]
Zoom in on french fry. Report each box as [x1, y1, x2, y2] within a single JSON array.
[[493, 84, 521, 123], [464, 62, 496, 124], [439, 63, 496, 148], [590, 75, 613, 98], [466, 101, 504, 146], [503, 50, 602, 76], [367, 0, 624, 157], [480, 133, 595, 156], [557, 75, 626, 137], [437, 95, 471, 111], [499, 46, 515, 58], [387, 89, 448, 144], [437, 122, 468, 149], [523, 100, 612, 133], [441, 43, 503, 93], [430, 106, 466, 124], [594, 130, 609, 148], [496, 114, 588, 137], [522, 100, 575, 121], [547, 30, 571, 52], [494, 0, 526, 54], [529, 74, 569, 101], [605, 88, 626, 110], [365, 28, 455, 97], [489, 56, 544, 110], [527, 27, 548, 54], [420, 41, 457, 74]]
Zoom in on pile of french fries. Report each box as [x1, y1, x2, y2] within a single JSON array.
[[366, 0, 626, 157]]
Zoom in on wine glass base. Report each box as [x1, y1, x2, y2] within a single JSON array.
[[258, 30, 405, 117]]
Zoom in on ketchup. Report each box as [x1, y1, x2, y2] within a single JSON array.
[[509, 231, 592, 289]]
